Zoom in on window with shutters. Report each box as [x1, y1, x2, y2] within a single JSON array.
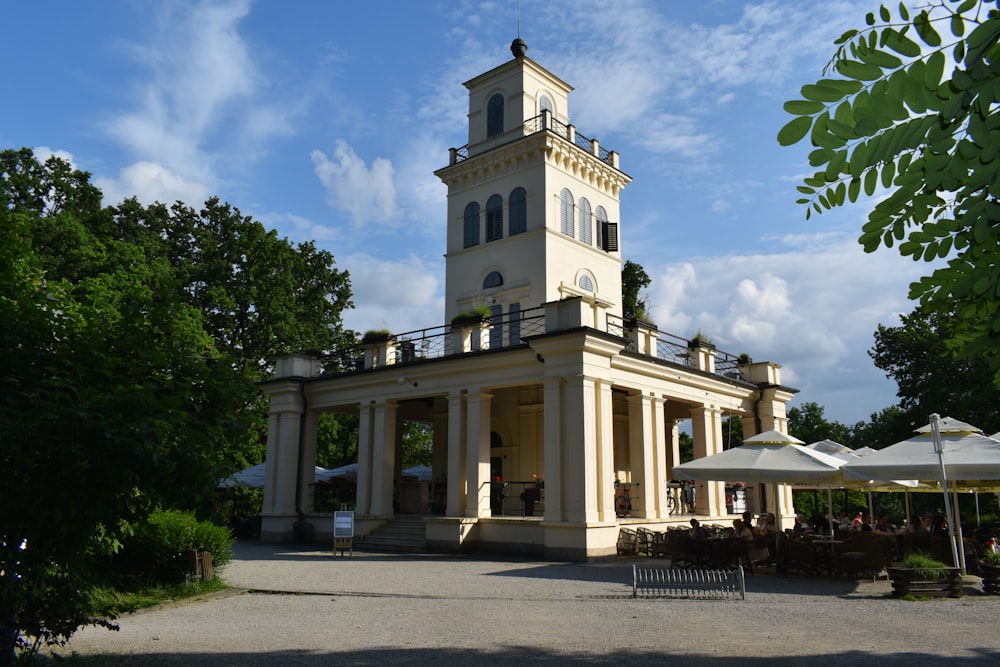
[[560, 188, 574, 237], [485, 194, 503, 242], [487, 93, 504, 137], [509, 187, 526, 235], [464, 202, 480, 248], [596, 206, 608, 249], [578, 197, 592, 245], [579, 274, 594, 292]]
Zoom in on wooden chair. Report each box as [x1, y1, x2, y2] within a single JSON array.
[[776, 534, 819, 576], [834, 534, 891, 580], [616, 527, 637, 557]]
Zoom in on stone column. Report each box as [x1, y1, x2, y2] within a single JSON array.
[[626, 393, 655, 518], [465, 391, 492, 517], [689, 404, 725, 516], [355, 402, 374, 516], [370, 400, 397, 517], [542, 377, 563, 521], [446, 392, 466, 516], [562, 375, 599, 524], [596, 380, 616, 522]]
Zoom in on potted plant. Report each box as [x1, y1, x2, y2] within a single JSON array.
[[361, 328, 394, 344], [887, 552, 963, 598], [980, 549, 1000, 595], [451, 306, 491, 327]]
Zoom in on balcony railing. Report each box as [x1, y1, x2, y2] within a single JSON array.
[[450, 113, 616, 166], [328, 308, 747, 384]]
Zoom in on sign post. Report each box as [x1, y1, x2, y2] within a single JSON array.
[[333, 506, 354, 556]]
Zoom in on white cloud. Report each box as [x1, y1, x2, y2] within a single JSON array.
[[311, 141, 397, 228], [94, 161, 210, 207], [647, 233, 923, 423], [341, 253, 443, 334]]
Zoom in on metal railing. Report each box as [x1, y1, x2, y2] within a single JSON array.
[[451, 113, 615, 166], [606, 313, 748, 382]]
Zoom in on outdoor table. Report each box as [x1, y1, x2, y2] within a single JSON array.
[[806, 538, 843, 574]]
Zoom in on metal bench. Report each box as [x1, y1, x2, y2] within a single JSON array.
[[632, 564, 745, 599]]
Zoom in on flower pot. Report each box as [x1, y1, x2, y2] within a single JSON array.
[[886, 567, 964, 598], [980, 562, 1000, 595]]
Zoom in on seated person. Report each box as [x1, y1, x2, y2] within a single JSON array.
[[872, 515, 895, 535], [930, 513, 950, 538], [903, 513, 926, 534], [793, 513, 811, 533], [850, 511, 865, 529], [759, 513, 778, 534], [732, 518, 754, 541], [689, 518, 711, 541]]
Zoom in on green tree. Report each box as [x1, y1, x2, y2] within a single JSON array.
[[870, 305, 1000, 433], [787, 402, 851, 445], [1, 151, 249, 661], [779, 1, 1000, 384], [621, 259, 651, 320]]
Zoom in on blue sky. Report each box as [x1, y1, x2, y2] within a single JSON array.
[[1, 0, 933, 427]]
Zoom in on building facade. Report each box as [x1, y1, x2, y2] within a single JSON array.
[[259, 39, 797, 560]]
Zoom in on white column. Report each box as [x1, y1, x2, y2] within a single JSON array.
[[446, 392, 466, 516], [542, 378, 563, 521], [627, 393, 655, 519], [596, 381, 616, 522], [297, 411, 319, 513], [355, 402, 374, 515], [689, 404, 725, 516], [465, 391, 492, 517], [651, 397, 669, 519], [370, 400, 397, 517], [563, 375, 599, 524]]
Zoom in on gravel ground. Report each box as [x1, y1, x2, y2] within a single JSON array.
[[53, 540, 1000, 665]]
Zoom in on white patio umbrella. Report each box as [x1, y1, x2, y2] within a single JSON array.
[[219, 462, 337, 488], [672, 430, 850, 534], [841, 416, 1000, 571]]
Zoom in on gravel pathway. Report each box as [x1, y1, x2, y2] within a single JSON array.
[[54, 540, 1000, 665]]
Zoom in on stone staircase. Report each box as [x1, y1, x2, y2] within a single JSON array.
[[356, 515, 427, 553]]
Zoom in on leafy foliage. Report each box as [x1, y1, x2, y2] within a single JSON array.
[[0, 148, 355, 662], [870, 305, 1000, 432], [779, 1, 1000, 384], [621, 259, 651, 320], [115, 510, 235, 582]]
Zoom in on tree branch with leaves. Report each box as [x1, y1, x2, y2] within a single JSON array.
[[779, 0, 1000, 383]]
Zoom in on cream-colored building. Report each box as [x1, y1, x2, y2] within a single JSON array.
[[260, 38, 797, 560]]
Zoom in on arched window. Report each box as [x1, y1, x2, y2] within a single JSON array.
[[578, 197, 592, 245], [539, 94, 553, 115], [483, 271, 503, 289], [578, 274, 594, 292], [464, 202, 480, 248], [560, 188, 574, 237], [596, 205, 608, 250], [509, 187, 526, 235], [487, 93, 504, 137], [485, 194, 503, 242]]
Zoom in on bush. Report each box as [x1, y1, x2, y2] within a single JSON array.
[[118, 509, 234, 582], [901, 552, 950, 579]]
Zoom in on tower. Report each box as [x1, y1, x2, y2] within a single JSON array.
[[435, 38, 631, 332]]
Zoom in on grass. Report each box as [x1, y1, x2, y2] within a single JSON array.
[[88, 576, 229, 618]]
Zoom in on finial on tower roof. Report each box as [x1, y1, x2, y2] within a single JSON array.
[[511, 37, 527, 58]]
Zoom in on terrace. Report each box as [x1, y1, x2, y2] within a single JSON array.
[[332, 305, 746, 382]]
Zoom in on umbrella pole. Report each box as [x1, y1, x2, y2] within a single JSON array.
[[930, 414, 961, 571], [826, 488, 834, 537], [953, 488, 967, 574], [976, 492, 981, 528]]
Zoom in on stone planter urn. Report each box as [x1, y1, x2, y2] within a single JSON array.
[[980, 562, 1000, 595], [886, 566, 964, 598]]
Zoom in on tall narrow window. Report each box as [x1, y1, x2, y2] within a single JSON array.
[[485, 194, 503, 242], [509, 302, 521, 345], [539, 95, 553, 115], [578, 198, 592, 245], [560, 188, 574, 237], [509, 187, 526, 235], [489, 304, 503, 349], [463, 202, 480, 248], [487, 93, 504, 137], [596, 206, 608, 250]]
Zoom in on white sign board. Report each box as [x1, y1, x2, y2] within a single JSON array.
[[334, 511, 354, 538]]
